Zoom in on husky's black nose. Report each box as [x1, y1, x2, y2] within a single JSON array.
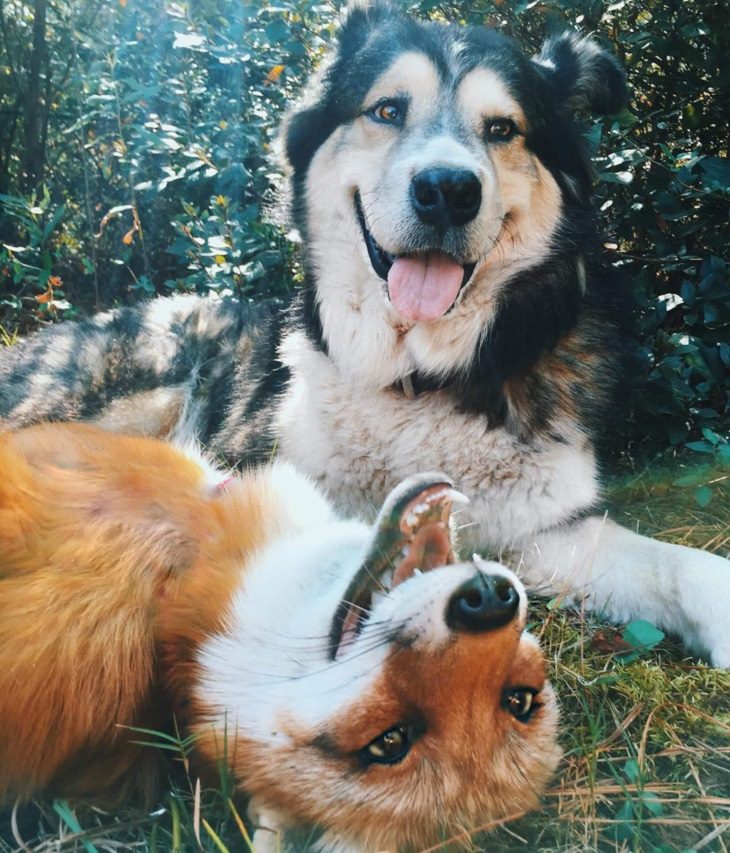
[[446, 573, 519, 632], [410, 167, 482, 229]]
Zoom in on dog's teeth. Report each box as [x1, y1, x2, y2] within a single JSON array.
[[371, 591, 388, 607], [414, 568, 422, 576], [380, 568, 394, 588], [447, 488, 469, 506]]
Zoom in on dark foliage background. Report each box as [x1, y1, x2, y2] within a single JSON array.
[[0, 0, 728, 460]]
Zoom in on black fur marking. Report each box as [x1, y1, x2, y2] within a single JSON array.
[[472, 257, 583, 397], [391, 247, 629, 441], [208, 301, 292, 467], [310, 732, 340, 757], [532, 505, 606, 538], [202, 299, 289, 446], [298, 276, 329, 355], [534, 32, 628, 116]]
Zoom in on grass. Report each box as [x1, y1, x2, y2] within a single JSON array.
[[0, 325, 19, 347], [1, 462, 728, 853]]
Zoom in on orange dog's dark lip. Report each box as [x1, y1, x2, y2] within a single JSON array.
[[328, 477, 462, 659]]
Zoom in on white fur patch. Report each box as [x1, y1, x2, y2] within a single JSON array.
[[276, 335, 598, 538], [196, 533, 529, 735]]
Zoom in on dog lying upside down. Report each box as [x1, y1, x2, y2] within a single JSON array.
[[0, 423, 559, 852]]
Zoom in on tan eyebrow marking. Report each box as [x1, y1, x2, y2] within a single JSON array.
[[457, 67, 527, 133], [362, 53, 441, 123]]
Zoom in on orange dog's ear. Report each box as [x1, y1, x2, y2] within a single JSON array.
[[0, 424, 215, 806]]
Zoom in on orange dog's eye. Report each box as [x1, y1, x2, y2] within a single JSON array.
[[504, 688, 539, 722], [364, 724, 410, 764]]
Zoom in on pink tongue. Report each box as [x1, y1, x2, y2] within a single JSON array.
[[387, 252, 464, 322]]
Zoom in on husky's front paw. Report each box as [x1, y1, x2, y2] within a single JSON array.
[[677, 549, 730, 668]]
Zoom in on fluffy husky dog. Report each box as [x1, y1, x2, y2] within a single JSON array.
[[0, 423, 559, 852], [1, 1, 729, 666]]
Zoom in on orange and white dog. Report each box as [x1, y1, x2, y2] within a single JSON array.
[[0, 423, 559, 852]]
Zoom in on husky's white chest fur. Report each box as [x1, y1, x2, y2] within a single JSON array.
[[277, 329, 597, 548]]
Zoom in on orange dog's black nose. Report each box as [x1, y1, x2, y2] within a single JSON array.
[[446, 573, 519, 632]]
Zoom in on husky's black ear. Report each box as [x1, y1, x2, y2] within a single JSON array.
[[284, 105, 325, 175], [533, 32, 627, 115], [338, 0, 398, 54], [341, 0, 397, 25]]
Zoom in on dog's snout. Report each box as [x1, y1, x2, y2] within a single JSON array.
[[410, 167, 482, 229], [446, 573, 519, 632]]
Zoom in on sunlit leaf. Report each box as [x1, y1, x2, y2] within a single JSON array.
[[265, 64, 285, 84], [622, 620, 665, 652]]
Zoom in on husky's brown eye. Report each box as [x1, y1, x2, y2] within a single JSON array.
[[485, 118, 517, 142], [377, 104, 400, 122], [504, 687, 539, 722], [369, 100, 406, 126], [364, 725, 410, 764]]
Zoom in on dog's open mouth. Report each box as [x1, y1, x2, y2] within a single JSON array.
[[354, 193, 476, 323], [329, 474, 467, 659]]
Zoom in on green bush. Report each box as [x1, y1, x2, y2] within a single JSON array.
[[0, 0, 728, 459]]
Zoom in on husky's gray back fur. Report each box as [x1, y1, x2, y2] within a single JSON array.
[[0, 295, 286, 466]]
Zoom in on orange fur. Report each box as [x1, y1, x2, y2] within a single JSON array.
[[201, 617, 558, 850], [0, 423, 559, 851], [0, 423, 268, 805]]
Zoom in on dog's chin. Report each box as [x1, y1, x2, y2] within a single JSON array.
[[354, 192, 478, 323]]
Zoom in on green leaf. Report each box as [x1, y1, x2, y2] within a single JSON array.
[[694, 485, 713, 507], [615, 800, 634, 823], [697, 156, 730, 191], [673, 468, 710, 486], [52, 801, 99, 853], [613, 107, 640, 127], [639, 792, 664, 816], [686, 440, 715, 453], [622, 620, 665, 652], [265, 19, 289, 42], [599, 170, 634, 184], [622, 758, 641, 782], [588, 673, 620, 686], [701, 427, 722, 445]]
